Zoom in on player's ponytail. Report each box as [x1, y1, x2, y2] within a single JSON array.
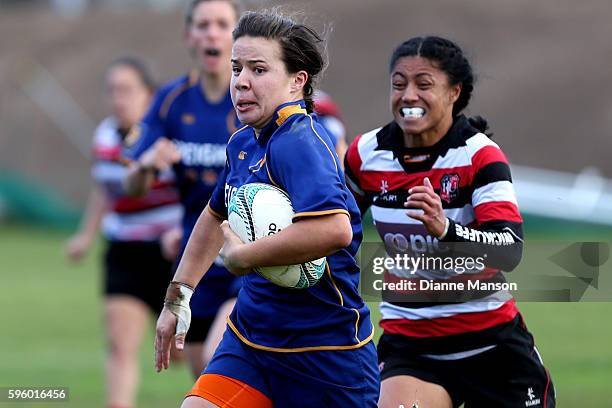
[[468, 115, 493, 138]]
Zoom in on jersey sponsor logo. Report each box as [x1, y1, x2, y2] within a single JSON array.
[[440, 173, 460, 203], [173, 140, 226, 167], [224, 183, 239, 209], [181, 113, 196, 125], [381, 179, 389, 194], [374, 192, 400, 204], [384, 232, 449, 255], [525, 387, 541, 406], [455, 224, 516, 245]]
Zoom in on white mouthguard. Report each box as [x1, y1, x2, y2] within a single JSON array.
[[402, 107, 425, 118]]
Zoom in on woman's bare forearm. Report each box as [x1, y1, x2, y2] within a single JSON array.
[[77, 186, 108, 238], [232, 213, 352, 269], [173, 207, 224, 287]]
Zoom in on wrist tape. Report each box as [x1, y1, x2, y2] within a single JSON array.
[[164, 281, 194, 336]]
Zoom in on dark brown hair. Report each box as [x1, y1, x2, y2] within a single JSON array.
[[390, 36, 491, 135], [233, 10, 327, 113]]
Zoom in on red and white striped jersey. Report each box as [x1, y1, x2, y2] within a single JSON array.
[[92, 117, 182, 241], [346, 115, 524, 357]]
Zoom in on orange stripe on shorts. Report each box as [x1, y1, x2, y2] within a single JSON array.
[[187, 374, 272, 408]]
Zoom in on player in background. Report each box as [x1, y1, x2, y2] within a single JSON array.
[[345, 36, 555, 407], [123, 0, 242, 378], [313, 89, 348, 162], [154, 10, 380, 408], [66, 57, 182, 408]]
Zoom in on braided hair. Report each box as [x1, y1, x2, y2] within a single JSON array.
[[389, 36, 491, 136]]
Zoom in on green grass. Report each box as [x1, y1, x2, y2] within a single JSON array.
[[0, 224, 191, 408], [1, 223, 611, 407], [518, 303, 612, 406]]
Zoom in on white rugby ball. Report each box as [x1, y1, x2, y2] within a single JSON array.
[[227, 183, 326, 289]]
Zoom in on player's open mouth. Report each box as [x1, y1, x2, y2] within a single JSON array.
[[401, 107, 425, 118], [236, 101, 257, 111], [204, 48, 221, 56]]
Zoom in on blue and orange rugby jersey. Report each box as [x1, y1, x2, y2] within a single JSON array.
[[208, 100, 374, 351]]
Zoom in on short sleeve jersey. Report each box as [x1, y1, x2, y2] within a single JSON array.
[[208, 101, 374, 351]]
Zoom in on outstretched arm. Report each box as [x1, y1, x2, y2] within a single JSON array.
[[65, 186, 107, 262], [154, 206, 223, 372]]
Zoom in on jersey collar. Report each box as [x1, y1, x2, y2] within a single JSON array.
[[375, 114, 476, 172], [256, 100, 308, 144], [376, 114, 473, 153]]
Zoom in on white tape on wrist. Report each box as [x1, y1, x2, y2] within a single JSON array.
[[164, 282, 194, 337]]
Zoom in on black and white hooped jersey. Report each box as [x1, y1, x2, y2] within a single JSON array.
[[346, 115, 524, 356]]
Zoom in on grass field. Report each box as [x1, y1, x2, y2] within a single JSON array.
[[1, 223, 611, 407]]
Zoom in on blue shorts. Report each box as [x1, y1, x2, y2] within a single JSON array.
[[204, 328, 380, 408], [189, 271, 241, 318]]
